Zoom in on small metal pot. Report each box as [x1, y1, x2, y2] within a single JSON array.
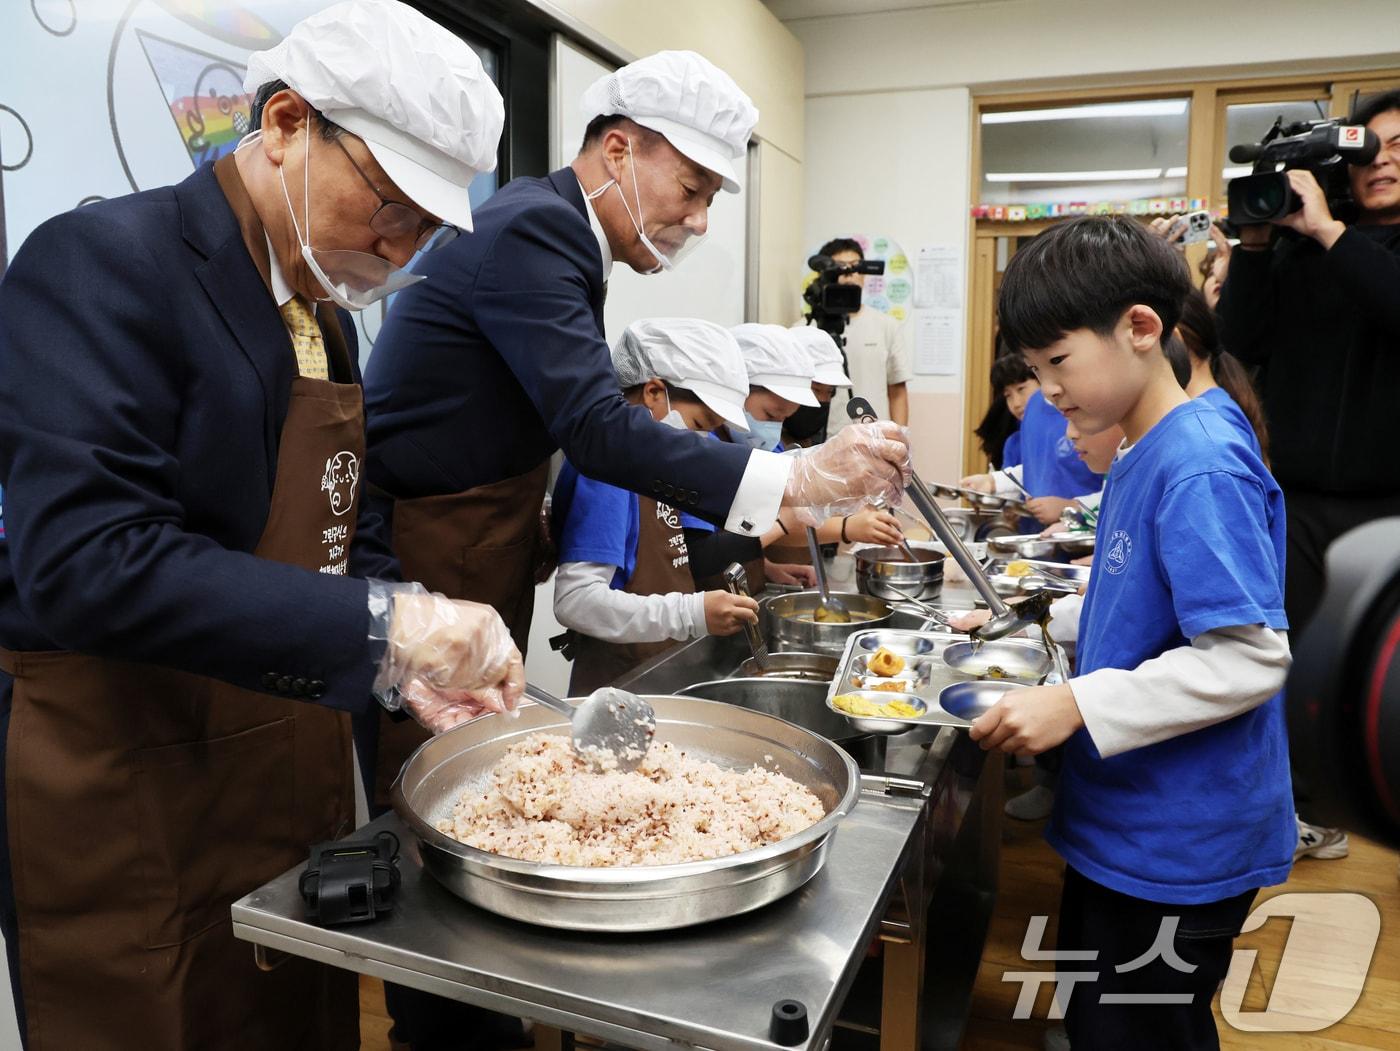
[[761, 590, 892, 656], [854, 546, 946, 602]]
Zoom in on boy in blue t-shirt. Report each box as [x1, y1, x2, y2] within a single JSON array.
[[969, 217, 1294, 1049]]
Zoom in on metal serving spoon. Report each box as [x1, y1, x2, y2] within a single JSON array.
[[523, 683, 657, 773], [806, 526, 852, 622]]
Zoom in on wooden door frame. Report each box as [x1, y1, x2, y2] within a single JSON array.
[[961, 68, 1400, 477]]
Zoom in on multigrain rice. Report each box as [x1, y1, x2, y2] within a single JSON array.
[[436, 733, 825, 866]]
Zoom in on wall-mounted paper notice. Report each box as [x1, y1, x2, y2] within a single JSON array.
[[915, 311, 960, 376], [914, 245, 962, 310]]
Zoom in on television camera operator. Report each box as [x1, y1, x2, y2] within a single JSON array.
[[1217, 89, 1400, 640], [788, 238, 911, 445]]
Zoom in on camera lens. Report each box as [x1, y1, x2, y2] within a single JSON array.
[[1245, 180, 1286, 220]]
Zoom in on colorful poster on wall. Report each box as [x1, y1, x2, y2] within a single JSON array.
[[801, 233, 914, 322], [0, 0, 499, 363]]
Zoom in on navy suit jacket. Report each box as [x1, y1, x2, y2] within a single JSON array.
[[0, 162, 398, 713], [363, 168, 750, 521]]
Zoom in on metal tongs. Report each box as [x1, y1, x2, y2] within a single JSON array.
[[722, 562, 770, 673], [847, 397, 1050, 642]]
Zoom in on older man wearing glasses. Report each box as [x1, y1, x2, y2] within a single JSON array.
[[0, 3, 525, 1049]]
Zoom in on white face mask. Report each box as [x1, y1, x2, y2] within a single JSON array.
[[267, 128, 426, 311], [656, 388, 687, 431], [584, 138, 705, 276]]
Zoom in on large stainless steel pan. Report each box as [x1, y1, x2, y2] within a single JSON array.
[[391, 695, 861, 932]]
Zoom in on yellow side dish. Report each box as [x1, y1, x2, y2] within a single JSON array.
[[1006, 560, 1034, 577], [866, 646, 905, 676], [832, 694, 923, 719]]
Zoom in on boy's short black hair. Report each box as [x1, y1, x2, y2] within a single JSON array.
[[990, 349, 1035, 390], [819, 237, 864, 259], [997, 216, 1193, 354], [1351, 88, 1400, 128]]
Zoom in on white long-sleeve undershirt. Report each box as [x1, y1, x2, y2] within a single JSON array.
[[1047, 593, 1290, 759], [553, 560, 707, 644]]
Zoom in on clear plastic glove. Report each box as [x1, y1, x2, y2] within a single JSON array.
[[368, 580, 525, 732], [785, 421, 911, 526]]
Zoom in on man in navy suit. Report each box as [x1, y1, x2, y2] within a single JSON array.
[[360, 50, 913, 1051], [0, 4, 525, 1048]]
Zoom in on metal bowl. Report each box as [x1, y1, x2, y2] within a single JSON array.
[[761, 590, 892, 655], [986, 533, 1056, 560], [938, 680, 1017, 721], [854, 545, 945, 602], [941, 639, 1052, 684], [829, 688, 930, 735], [737, 651, 839, 680], [391, 695, 860, 932]]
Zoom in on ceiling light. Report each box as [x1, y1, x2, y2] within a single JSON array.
[[1163, 166, 1188, 178], [985, 169, 1167, 183], [982, 100, 1189, 125]]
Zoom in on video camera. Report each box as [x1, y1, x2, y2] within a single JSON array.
[[1288, 520, 1400, 851], [1227, 116, 1380, 223], [802, 253, 885, 343]]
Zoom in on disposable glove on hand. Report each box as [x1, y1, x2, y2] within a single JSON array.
[[784, 422, 911, 526], [368, 580, 525, 732]]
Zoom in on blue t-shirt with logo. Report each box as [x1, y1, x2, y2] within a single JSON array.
[[1199, 386, 1261, 459], [552, 461, 639, 589], [1045, 398, 1295, 905], [1019, 390, 1100, 499]]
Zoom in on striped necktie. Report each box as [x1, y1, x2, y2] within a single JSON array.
[[278, 295, 329, 380]]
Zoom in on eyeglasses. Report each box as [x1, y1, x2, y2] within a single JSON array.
[[332, 136, 458, 253]]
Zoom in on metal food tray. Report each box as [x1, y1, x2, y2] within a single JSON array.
[[985, 558, 1092, 585], [825, 628, 1069, 735]]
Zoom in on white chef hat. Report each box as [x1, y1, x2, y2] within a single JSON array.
[[732, 324, 820, 408], [580, 50, 758, 193], [244, 0, 504, 231], [613, 318, 751, 431], [788, 324, 853, 387]]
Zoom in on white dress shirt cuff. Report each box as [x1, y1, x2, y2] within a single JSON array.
[[725, 450, 793, 536]]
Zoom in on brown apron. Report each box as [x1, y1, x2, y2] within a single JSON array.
[[568, 497, 696, 695], [0, 159, 360, 1051], [372, 460, 549, 809]]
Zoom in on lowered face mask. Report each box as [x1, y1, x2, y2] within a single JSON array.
[[584, 138, 706, 275], [265, 128, 425, 311]]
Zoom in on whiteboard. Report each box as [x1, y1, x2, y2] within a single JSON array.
[[549, 35, 749, 335]]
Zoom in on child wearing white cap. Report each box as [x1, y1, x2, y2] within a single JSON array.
[[682, 325, 905, 584], [552, 318, 762, 695]]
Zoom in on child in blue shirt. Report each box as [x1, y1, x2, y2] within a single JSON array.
[[1177, 288, 1270, 463], [969, 216, 1294, 1050], [552, 318, 761, 694]]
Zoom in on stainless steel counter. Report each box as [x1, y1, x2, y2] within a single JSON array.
[[233, 773, 926, 1051], [231, 556, 1025, 1051]]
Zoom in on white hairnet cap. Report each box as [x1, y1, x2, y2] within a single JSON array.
[[788, 324, 852, 387], [244, 0, 504, 231], [732, 324, 820, 408], [580, 51, 758, 193], [613, 318, 751, 431]]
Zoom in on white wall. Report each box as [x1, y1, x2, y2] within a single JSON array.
[[803, 87, 971, 483], [786, 0, 1400, 474]]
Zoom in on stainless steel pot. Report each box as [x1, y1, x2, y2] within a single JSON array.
[[761, 590, 893, 655], [737, 651, 839, 680], [391, 695, 860, 932], [854, 545, 946, 602], [678, 677, 854, 741]]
